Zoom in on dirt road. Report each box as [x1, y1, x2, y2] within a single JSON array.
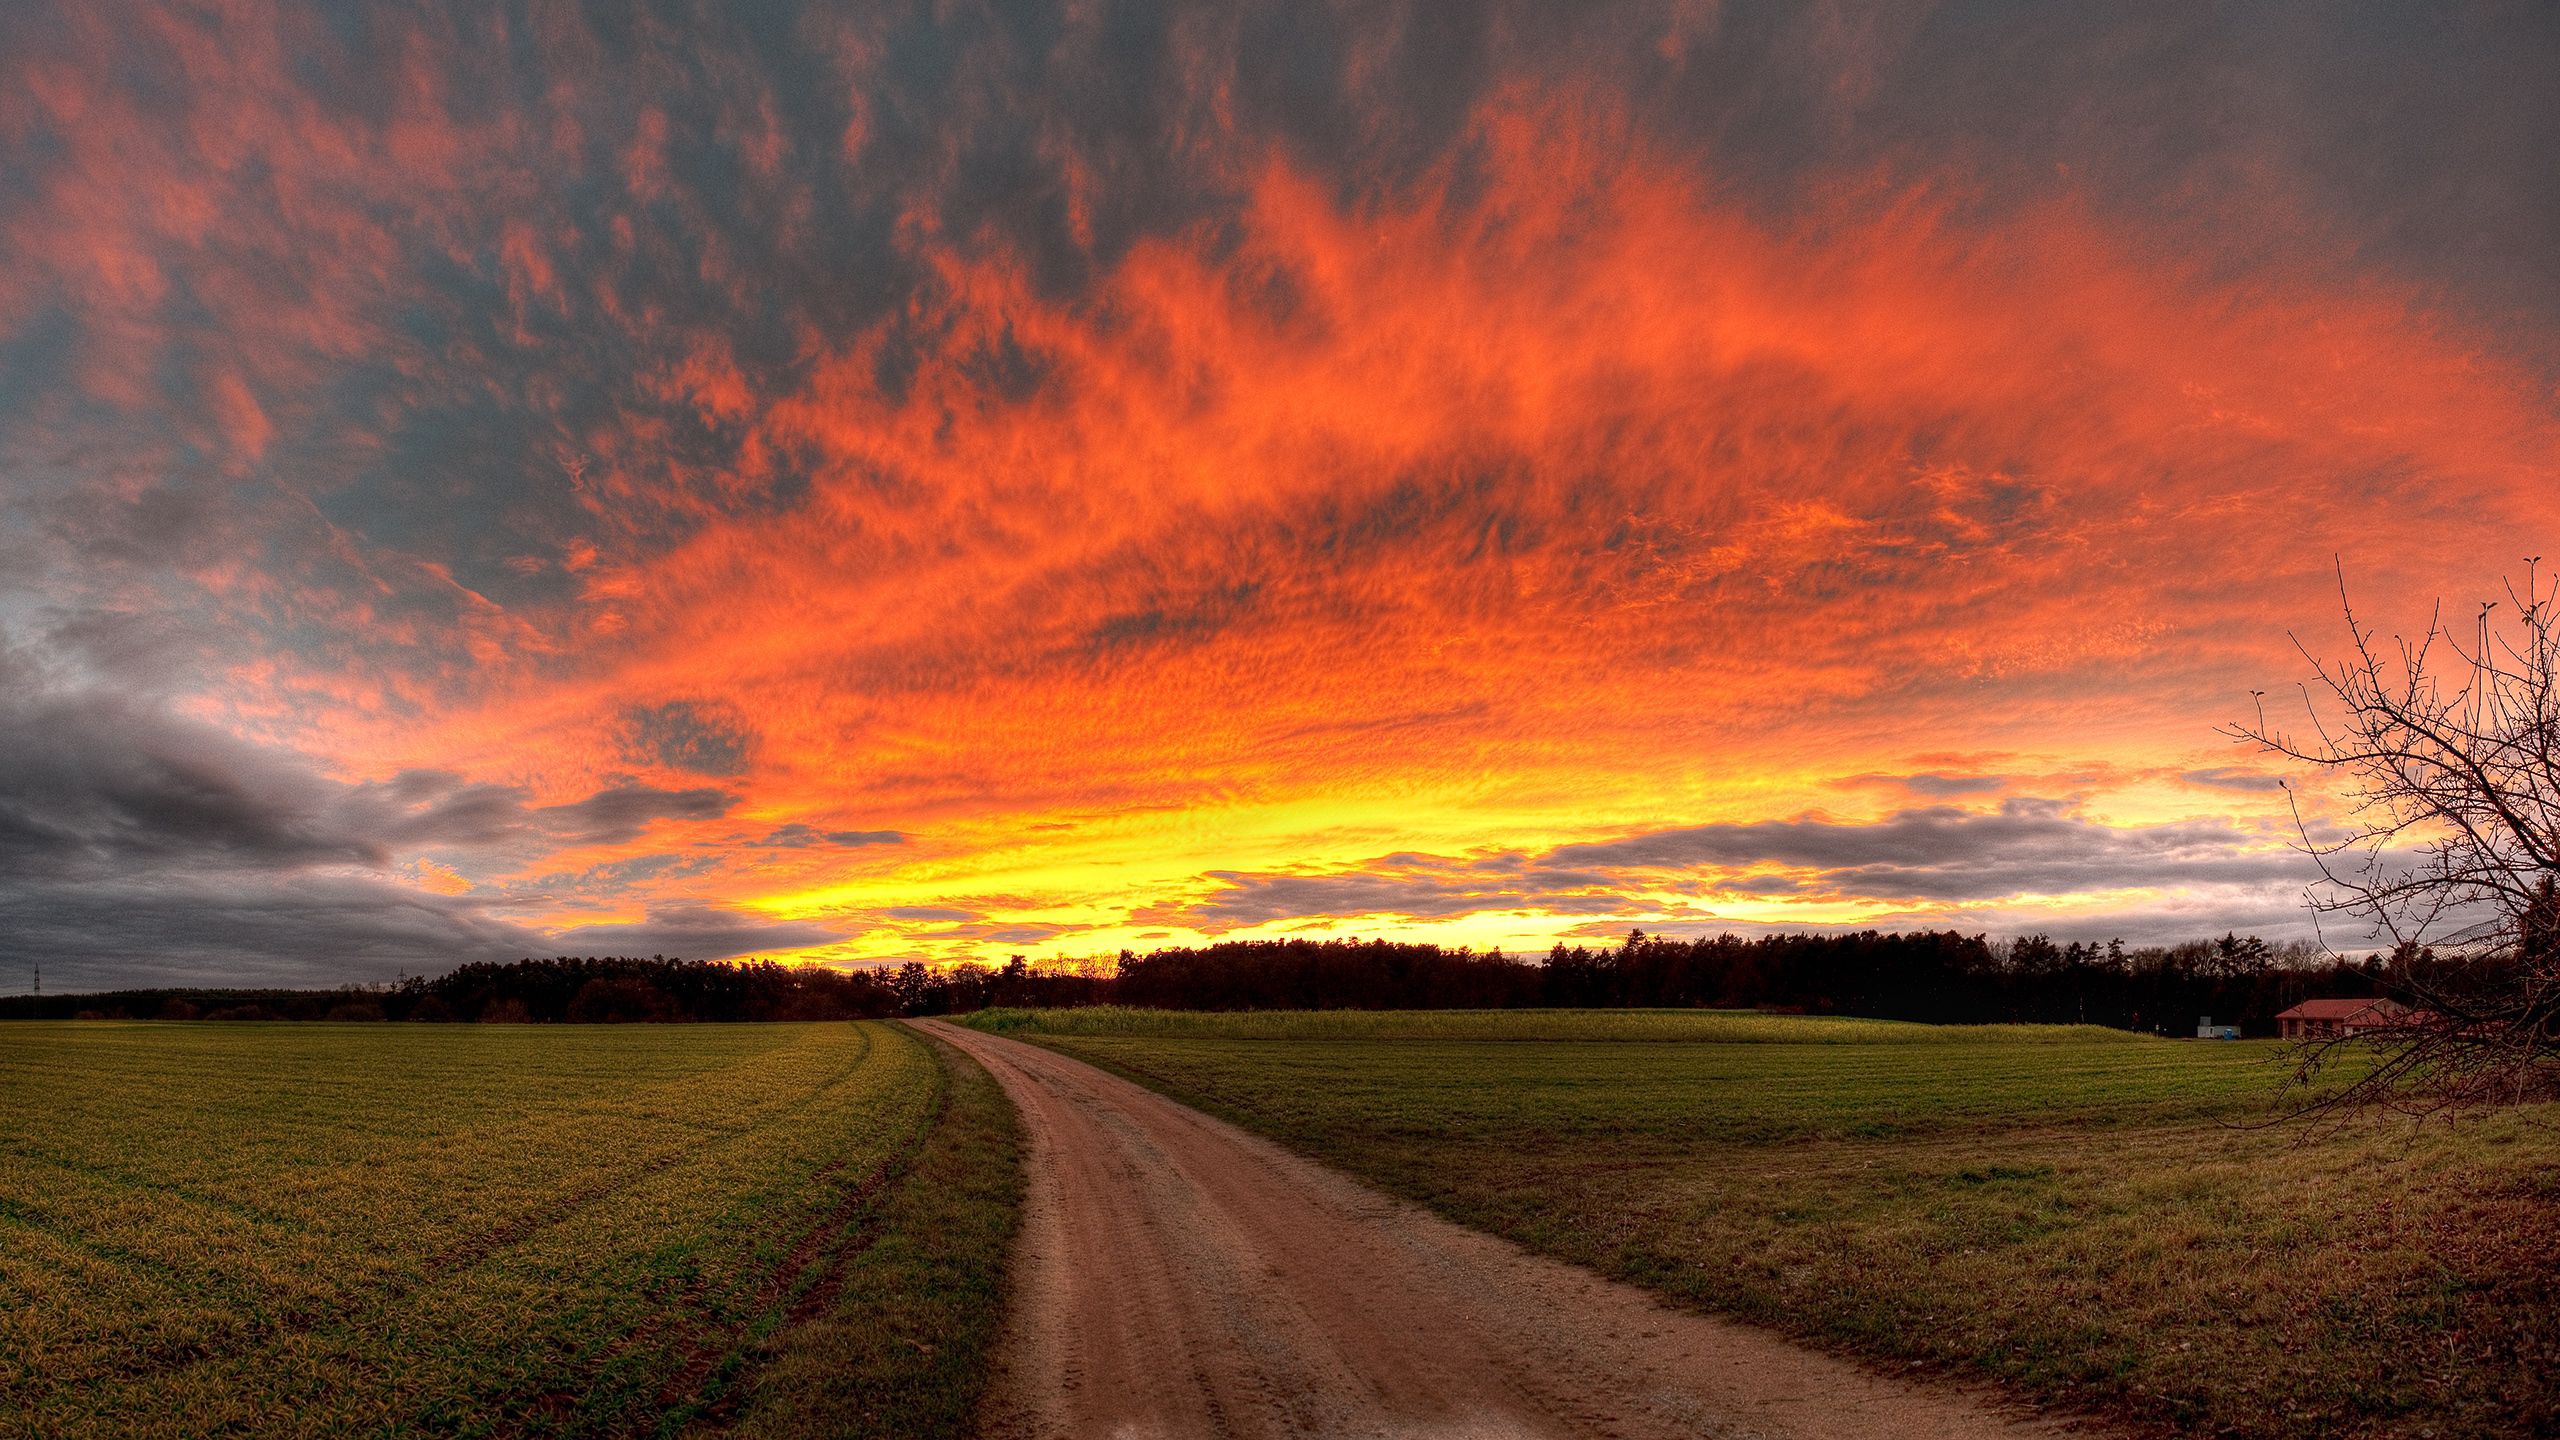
[[922, 1020, 2078, 1440]]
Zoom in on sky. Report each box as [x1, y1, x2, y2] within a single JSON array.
[[3, 1, 2557, 989]]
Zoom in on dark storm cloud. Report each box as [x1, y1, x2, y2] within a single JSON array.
[[0, 646, 738, 983], [0, 876, 547, 992], [0, 648, 377, 875]]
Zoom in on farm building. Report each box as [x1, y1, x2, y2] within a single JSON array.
[[2195, 1017, 2241, 1040], [2273, 997, 2409, 1040]]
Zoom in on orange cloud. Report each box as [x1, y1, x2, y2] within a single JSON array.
[[292, 87, 2550, 964], [5, 4, 2555, 978]]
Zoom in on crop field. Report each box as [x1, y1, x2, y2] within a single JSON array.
[[968, 1008, 2560, 1439], [0, 1021, 1016, 1440]]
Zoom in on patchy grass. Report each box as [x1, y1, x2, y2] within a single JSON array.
[[721, 1025, 1021, 1440], [0, 1020, 1017, 1438], [967, 1007, 2560, 1439]]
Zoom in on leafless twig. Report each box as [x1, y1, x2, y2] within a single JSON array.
[[2227, 560, 2560, 1118]]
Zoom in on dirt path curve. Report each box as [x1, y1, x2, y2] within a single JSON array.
[[920, 1020, 2082, 1440]]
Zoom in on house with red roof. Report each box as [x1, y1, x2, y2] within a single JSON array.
[[2274, 997, 2410, 1040]]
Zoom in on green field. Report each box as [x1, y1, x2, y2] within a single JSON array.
[[966, 1007, 2560, 1439], [0, 1021, 1016, 1439], [966, 1003, 2116, 1045]]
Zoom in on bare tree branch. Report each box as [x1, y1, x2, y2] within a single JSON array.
[[2225, 560, 2560, 1118]]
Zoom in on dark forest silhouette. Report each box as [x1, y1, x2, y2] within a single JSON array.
[[916, 931, 2397, 1033], [0, 929, 2428, 1034]]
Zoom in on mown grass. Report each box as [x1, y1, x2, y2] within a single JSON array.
[[967, 1007, 2560, 1439], [0, 1020, 1017, 1439]]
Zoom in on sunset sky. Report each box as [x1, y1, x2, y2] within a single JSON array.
[[4, 2, 2557, 987]]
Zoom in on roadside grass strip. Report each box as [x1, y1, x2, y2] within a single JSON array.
[[968, 1007, 2560, 1440], [0, 1020, 1009, 1439]]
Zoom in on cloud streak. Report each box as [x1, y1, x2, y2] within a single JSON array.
[[1164, 800, 2317, 936]]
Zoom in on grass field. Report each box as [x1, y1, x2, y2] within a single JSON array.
[[966, 1007, 2560, 1439], [966, 1003, 2116, 1045], [0, 1020, 1017, 1439]]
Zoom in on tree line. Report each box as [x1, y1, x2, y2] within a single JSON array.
[[906, 931, 2394, 1034], [0, 955, 907, 1024], [0, 930, 2432, 1033]]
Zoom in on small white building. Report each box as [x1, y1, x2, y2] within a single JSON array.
[[2195, 1016, 2240, 1040]]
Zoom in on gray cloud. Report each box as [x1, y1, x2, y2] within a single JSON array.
[[745, 824, 907, 849], [957, 923, 1079, 947], [1842, 772, 2008, 797], [621, 701, 758, 777], [338, 771, 736, 850], [0, 651, 380, 877], [1543, 800, 2308, 903], [1166, 799, 2318, 934], [0, 650, 737, 986], [2181, 767, 2287, 792], [857, 911, 1082, 949], [539, 785, 735, 846], [1169, 871, 1643, 930], [0, 875, 546, 992], [541, 905, 842, 961], [1552, 889, 2337, 950]]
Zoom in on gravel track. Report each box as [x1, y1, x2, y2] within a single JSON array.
[[923, 1020, 2083, 1440]]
